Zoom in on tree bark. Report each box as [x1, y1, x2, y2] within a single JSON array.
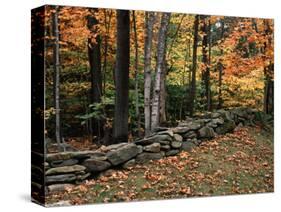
[[263, 20, 274, 114], [144, 12, 155, 136], [87, 9, 103, 140], [201, 16, 208, 109], [217, 20, 225, 109], [151, 12, 170, 131], [113, 10, 130, 143], [159, 61, 167, 124], [207, 18, 212, 111], [189, 15, 199, 117], [218, 62, 223, 109], [201, 16, 212, 111], [102, 10, 113, 95], [52, 6, 62, 146], [132, 11, 141, 137]]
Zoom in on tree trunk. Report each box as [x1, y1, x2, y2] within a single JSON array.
[[180, 39, 190, 120], [144, 12, 155, 136], [52, 6, 62, 146], [264, 63, 274, 114], [207, 19, 212, 111], [217, 20, 225, 109], [113, 10, 130, 143], [263, 20, 274, 114], [159, 61, 167, 124], [218, 62, 223, 109], [132, 11, 141, 137], [201, 16, 208, 110], [151, 12, 170, 132], [189, 15, 199, 117], [87, 9, 103, 140], [102, 10, 113, 95]]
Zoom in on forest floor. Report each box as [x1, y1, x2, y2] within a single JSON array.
[[46, 126, 274, 205]]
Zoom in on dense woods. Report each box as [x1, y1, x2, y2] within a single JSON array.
[[30, 5, 274, 205], [43, 6, 274, 146]]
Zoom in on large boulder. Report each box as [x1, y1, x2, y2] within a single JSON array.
[[134, 134, 172, 145], [106, 143, 139, 166], [198, 126, 215, 139], [143, 143, 161, 153], [82, 159, 111, 172], [135, 152, 163, 163], [46, 165, 86, 175]]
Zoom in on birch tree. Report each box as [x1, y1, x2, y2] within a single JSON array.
[[151, 12, 171, 131], [144, 12, 155, 136]]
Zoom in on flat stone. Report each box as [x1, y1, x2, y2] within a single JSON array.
[[172, 127, 190, 134], [156, 130, 174, 137], [165, 149, 180, 156], [206, 122, 217, 128], [76, 173, 91, 182], [160, 144, 171, 151], [46, 174, 76, 184], [46, 151, 103, 162], [173, 134, 183, 142], [153, 127, 169, 132], [82, 158, 111, 172], [134, 134, 172, 145], [198, 126, 215, 139], [187, 122, 202, 130], [106, 143, 139, 166], [211, 112, 221, 119], [135, 152, 163, 163], [143, 143, 161, 153], [103, 143, 128, 152], [50, 159, 79, 168], [173, 122, 202, 134], [46, 165, 86, 176], [182, 141, 196, 152], [183, 131, 197, 139], [47, 184, 75, 193], [212, 118, 224, 125], [122, 159, 136, 169], [171, 141, 182, 149]]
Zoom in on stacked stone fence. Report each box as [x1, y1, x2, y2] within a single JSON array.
[[31, 107, 273, 193]]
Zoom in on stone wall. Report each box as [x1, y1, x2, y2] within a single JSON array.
[[42, 107, 272, 193]]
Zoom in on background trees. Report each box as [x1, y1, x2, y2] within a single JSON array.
[[44, 6, 274, 145]]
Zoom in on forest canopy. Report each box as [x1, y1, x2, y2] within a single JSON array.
[[42, 6, 274, 145]]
